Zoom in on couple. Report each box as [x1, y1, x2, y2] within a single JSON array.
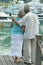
[[10, 5, 39, 65]]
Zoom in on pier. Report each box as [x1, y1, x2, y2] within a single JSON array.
[[0, 34, 43, 65]]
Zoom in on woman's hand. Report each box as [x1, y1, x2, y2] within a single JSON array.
[[10, 22, 13, 28], [11, 16, 14, 22]]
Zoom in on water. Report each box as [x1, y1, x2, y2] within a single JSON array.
[[32, 0, 40, 2], [39, 19, 43, 42], [0, 28, 11, 55]]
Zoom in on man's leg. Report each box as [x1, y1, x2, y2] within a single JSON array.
[[31, 39, 36, 65], [23, 39, 31, 65]]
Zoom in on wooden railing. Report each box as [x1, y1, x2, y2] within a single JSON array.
[[35, 34, 42, 65]]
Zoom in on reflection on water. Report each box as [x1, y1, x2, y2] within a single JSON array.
[[39, 25, 43, 42], [0, 28, 11, 55], [32, 0, 40, 2], [39, 20, 43, 42]]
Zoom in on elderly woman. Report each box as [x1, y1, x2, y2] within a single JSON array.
[[10, 9, 25, 63]]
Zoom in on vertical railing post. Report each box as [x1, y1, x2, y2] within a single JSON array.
[[35, 34, 42, 65]]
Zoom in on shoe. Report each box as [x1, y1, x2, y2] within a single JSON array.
[[27, 63, 31, 65], [31, 61, 34, 64], [24, 62, 31, 65]]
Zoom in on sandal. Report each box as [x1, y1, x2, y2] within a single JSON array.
[[15, 57, 22, 63]]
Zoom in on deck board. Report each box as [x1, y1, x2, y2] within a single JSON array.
[[8, 56, 17, 65], [0, 58, 3, 65], [0, 56, 7, 65], [0, 55, 43, 65], [4, 55, 13, 65]]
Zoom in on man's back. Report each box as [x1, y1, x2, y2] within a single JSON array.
[[23, 12, 39, 39]]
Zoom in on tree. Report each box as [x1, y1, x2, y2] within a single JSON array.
[[40, 0, 43, 3], [23, 0, 31, 3]]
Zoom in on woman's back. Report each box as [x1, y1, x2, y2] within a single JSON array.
[[11, 17, 23, 34]]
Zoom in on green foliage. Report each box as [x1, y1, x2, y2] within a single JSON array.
[[23, 0, 31, 3], [0, 1, 13, 8], [40, 0, 43, 3]]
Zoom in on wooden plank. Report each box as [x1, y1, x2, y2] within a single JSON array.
[[8, 56, 25, 65], [0, 55, 7, 65], [8, 56, 17, 65], [16, 62, 25, 65], [0, 55, 26, 65], [41, 61, 43, 65], [8, 56, 14, 63], [0, 58, 3, 65], [4, 55, 13, 65]]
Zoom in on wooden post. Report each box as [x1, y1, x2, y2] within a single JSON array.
[[35, 34, 42, 65]]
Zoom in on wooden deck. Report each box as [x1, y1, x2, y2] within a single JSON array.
[[0, 55, 26, 65], [0, 34, 43, 65], [0, 55, 43, 65]]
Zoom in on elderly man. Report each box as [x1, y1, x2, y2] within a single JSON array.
[[22, 5, 40, 65]]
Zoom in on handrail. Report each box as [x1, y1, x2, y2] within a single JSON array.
[[35, 34, 42, 65], [35, 34, 42, 49]]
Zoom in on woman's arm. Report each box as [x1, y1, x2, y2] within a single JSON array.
[[12, 17, 19, 25], [12, 17, 25, 32]]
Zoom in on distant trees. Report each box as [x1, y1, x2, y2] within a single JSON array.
[[0, 0, 10, 3], [23, 0, 43, 3], [40, 0, 43, 3], [0, 0, 43, 3], [23, 0, 31, 3], [0, 0, 15, 3]]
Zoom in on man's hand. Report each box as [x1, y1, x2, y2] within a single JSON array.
[[21, 25, 25, 32]]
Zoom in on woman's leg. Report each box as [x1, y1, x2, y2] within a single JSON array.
[[10, 34, 23, 62]]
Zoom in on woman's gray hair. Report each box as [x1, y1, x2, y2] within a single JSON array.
[[18, 9, 25, 17]]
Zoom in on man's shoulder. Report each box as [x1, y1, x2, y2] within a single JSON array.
[[25, 12, 31, 16], [34, 14, 38, 18]]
